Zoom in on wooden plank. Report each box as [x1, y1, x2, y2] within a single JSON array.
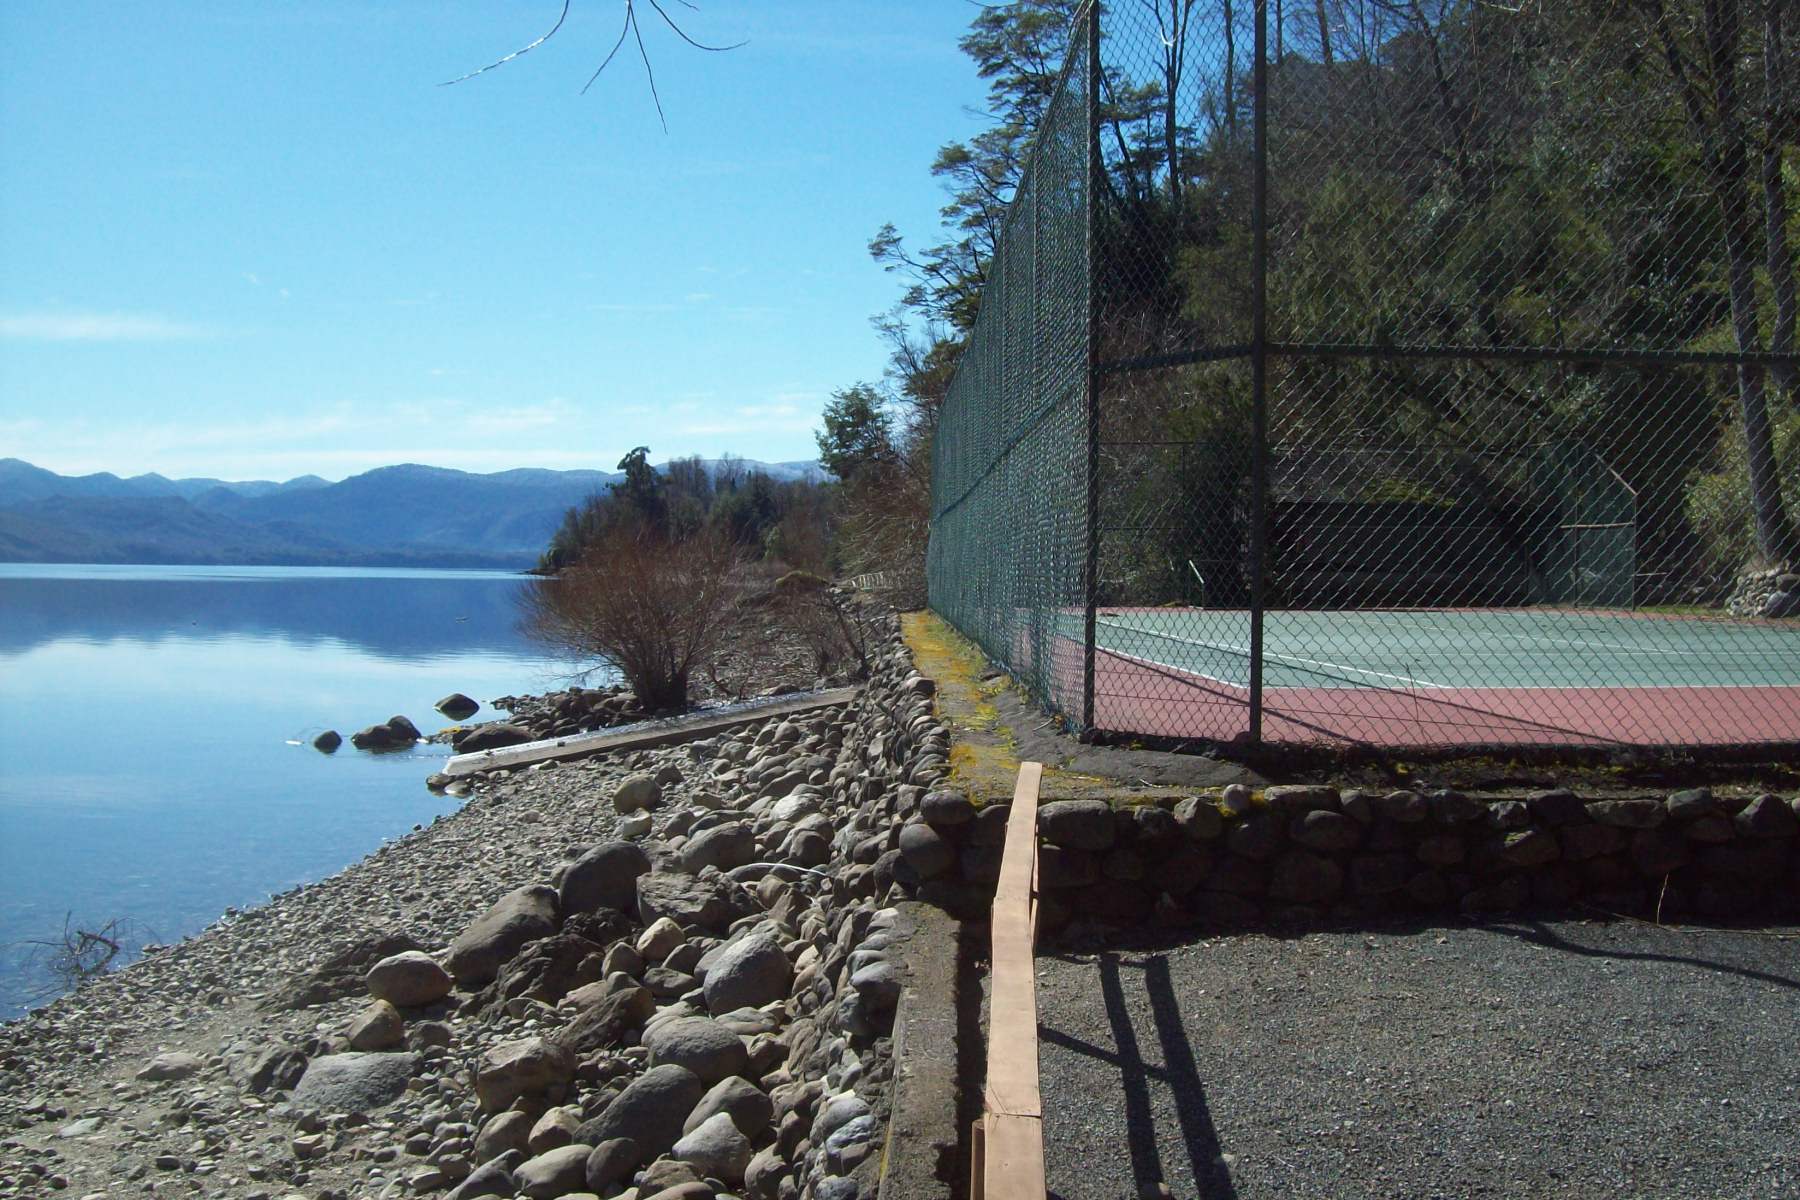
[[981, 760, 1045, 1200], [440, 686, 861, 778], [982, 1114, 1046, 1200]]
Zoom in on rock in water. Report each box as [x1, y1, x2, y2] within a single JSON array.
[[436, 692, 481, 720], [290, 1052, 419, 1113], [312, 729, 342, 753], [445, 884, 560, 988]]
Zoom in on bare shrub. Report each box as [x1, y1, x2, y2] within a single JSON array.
[[835, 462, 930, 609], [5, 914, 143, 1004], [523, 524, 741, 713], [771, 571, 872, 680]]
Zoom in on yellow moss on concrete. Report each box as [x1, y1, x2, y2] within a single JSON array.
[[901, 611, 1025, 804]]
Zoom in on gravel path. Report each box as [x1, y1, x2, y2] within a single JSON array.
[[1037, 919, 1800, 1200]]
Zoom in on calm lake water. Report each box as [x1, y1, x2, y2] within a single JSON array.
[[0, 564, 597, 1019]]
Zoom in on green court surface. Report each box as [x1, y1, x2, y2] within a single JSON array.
[[1083, 608, 1800, 691]]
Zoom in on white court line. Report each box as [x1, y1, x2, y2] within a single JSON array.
[[1474, 626, 1714, 658], [1097, 616, 1452, 690], [1094, 643, 1245, 690]]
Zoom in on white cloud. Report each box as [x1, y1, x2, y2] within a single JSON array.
[[0, 312, 215, 342]]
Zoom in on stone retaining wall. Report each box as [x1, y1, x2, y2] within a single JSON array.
[[893, 782, 1800, 930]]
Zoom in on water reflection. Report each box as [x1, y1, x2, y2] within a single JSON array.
[[0, 565, 595, 1019], [0, 564, 541, 659]]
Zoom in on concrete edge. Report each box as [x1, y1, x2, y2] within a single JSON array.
[[877, 900, 971, 1200]]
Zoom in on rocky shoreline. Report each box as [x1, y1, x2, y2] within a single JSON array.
[[0, 611, 950, 1200]]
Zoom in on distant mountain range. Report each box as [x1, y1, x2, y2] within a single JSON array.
[[0, 457, 828, 568]]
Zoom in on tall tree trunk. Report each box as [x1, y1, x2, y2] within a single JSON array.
[[1315, 0, 1334, 63], [1163, 1, 1187, 208], [1224, 0, 1238, 139], [1765, 0, 1800, 405], [1706, 0, 1800, 563]]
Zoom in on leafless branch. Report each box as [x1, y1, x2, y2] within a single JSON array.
[[440, 0, 574, 86], [444, 0, 746, 132]]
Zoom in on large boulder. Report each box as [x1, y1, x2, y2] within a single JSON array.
[[671, 1112, 753, 1186], [684, 1076, 774, 1138], [290, 1052, 420, 1113], [261, 932, 423, 1011], [137, 1051, 204, 1082], [702, 933, 792, 1015], [558, 841, 653, 916], [574, 1064, 706, 1159], [480, 928, 615, 1009], [444, 1150, 523, 1200], [365, 950, 453, 1008], [637, 872, 755, 934], [585, 1138, 641, 1192], [475, 1037, 576, 1113], [445, 885, 560, 988], [512, 1144, 591, 1199], [455, 722, 535, 753], [644, 1016, 750, 1085], [681, 822, 759, 873], [613, 773, 662, 813], [554, 985, 656, 1056], [346, 1000, 404, 1051]]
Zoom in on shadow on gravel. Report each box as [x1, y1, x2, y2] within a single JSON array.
[[1040, 952, 1240, 1200], [1492, 919, 1800, 991]]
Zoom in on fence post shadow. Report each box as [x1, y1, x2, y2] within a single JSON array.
[[1042, 953, 1240, 1200]]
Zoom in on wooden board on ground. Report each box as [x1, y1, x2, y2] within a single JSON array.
[[439, 686, 861, 778], [975, 760, 1045, 1200]]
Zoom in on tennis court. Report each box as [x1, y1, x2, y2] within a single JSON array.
[[1062, 607, 1800, 748]]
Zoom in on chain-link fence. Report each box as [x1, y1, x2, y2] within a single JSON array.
[[929, 0, 1800, 751]]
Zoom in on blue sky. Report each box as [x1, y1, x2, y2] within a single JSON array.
[[0, 2, 986, 481]]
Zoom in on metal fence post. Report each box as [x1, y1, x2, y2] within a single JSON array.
[[1247, 0, 1270, 746], [1082, 0, 1101, 734]]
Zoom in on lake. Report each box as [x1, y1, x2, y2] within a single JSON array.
[[0, 564, 598, 1019]]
